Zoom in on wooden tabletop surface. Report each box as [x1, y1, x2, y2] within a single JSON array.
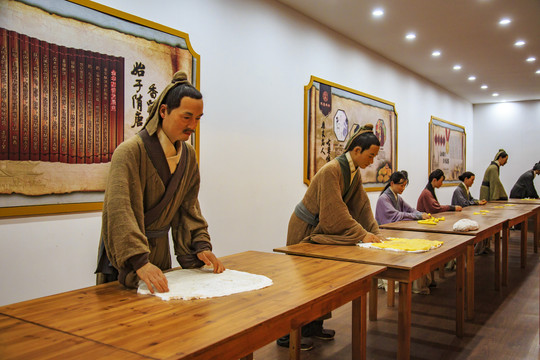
[[492, 198, 540, 206], [274, 229, 474, 281], [0, 251, 385, 360], [0, 314, 151, 360], [461, 202, 537, 216], [379, 210, 505, 237]]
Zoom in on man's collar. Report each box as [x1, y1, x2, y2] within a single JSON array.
[[345, 151, 357, 174], [157, 126, 181, 158]]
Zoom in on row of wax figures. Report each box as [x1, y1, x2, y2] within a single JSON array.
[[95, 72, 540, 352]]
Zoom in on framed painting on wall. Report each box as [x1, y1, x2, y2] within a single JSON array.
[[304, 76, 398, 191], [429, 116, 466, 185], [0, 0, 200, 217]]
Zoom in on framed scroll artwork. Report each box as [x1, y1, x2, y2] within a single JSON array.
[[0, 0, 200, 217], [429, 116, 466, 185], [304, 76, 398, 191]]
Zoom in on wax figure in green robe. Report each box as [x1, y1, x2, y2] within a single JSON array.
[[96, 72, 224, 293], [278, 124, 383, 350], [480, 149, 509, 201]]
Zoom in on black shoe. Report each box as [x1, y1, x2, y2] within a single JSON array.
[[302, 320, 335, 340], [429, 280, 437, 288], [276, 335, 314, 351], [482, 247, 494, 255]]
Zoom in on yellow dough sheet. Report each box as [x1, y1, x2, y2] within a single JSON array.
[[418, 216, 445, 225], [358, 237, 443, 253], [504, 204, 516, 207]]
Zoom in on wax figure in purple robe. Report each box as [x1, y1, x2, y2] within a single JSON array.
[[375, 170, 429, 225], [375, 171, 432, 294]]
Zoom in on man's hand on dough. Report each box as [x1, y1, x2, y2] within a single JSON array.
[[363, 233, 383, 243], [197, 251, 226, 273], [136, 262, 169, 293]]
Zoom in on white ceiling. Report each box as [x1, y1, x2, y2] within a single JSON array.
[[275, 0, 540, 104]]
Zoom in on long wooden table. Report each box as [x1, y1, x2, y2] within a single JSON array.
[[461, 202, 538, 281], [0, 251, 385, 360], [491, 199, 540, 346], [491, 199, 540, 254], [274, 229, 473, 360], [380, 211, 504, 317]]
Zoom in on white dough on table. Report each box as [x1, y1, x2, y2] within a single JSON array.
[[452, 219, 479, 232], [137, 268, 273, 301]]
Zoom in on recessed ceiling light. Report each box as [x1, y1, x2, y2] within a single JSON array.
[[526, 57, 536, 62], [372, 8, 384, 17], [432, 50, 441, 57], [499, 18, 511, 25], [405, 33, 416, 40], [453, 64, 462, 70], [536, 70, 540, 74], [514, 40, 526, 47], [492, 93, 499, 97], [481, 84, 488, 89], [468, 75, 476, 81]]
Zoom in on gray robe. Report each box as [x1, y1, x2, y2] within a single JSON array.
[[510, 170, 538, 199], [452, 182, 479, 207]]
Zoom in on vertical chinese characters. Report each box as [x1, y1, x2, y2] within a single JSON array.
[[130, 61, 158, 128]]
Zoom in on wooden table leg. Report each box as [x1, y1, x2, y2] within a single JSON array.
[[456, 253, 465, 338], [466, 244, 475, 320], [387, 280, 395, 307], [521, 220, 528, 269], [352, 295, 367, 360], [494, 232, 501, 291], [534, 212, 539, 254], [369, 278, 378, 321], [289, 328, 300, 360], [502, 224, 509, 286], [398, 281, 411, 360]]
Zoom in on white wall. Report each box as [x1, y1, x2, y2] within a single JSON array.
[[1, 0, 477, 305], [471, 100, 540, 198]]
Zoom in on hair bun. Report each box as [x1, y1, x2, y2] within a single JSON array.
[[362, 123, 374, 131], [171, 71, 190, 85]]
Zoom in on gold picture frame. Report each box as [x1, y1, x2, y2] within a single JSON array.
[[428, 116, 466, 186], [304, 76, 398, 192], [0, 0, 200, 217]]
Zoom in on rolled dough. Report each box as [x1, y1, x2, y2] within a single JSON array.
[[138, 268, 273, 301]]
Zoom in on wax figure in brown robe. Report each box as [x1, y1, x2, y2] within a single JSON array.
[[96, 72, 224, 292], [480, 149, 509, 201], [278, 124, 383, 350]]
